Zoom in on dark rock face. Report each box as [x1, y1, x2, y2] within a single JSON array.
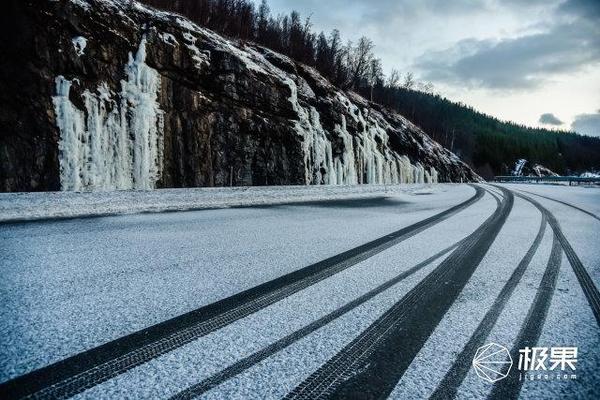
[[0, 0, 479, 192]]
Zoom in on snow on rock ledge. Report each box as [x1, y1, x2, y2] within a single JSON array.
[[71, 36, 87, 56]]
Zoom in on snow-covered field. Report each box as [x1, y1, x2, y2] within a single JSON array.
[[0, 183, 598, 399]]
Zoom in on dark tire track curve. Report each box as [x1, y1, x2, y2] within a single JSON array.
[[430, 207, 548, 399], [487, 233, 562, 400], [284, 186, 513, 400], [170, 243, 460, 400], [0, 187, 485, 400], [506, 189, 600, 326], [514, 187, 600, 222]]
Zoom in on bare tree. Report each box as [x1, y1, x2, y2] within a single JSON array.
[[349, 36, 374, 89], [417, 81, 434, 94], [386, 69, 401, 88], [367, 58, 383, 101], [256, 0, 269, 42], [403, 72, 415, 90], [423, 81, 434, 94]]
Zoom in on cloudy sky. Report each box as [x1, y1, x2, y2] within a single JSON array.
[[253, 0, 600, 136]]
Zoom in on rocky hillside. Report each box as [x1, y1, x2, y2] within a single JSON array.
[[0, 0, 479, 192], [511, 159, 558, 177]]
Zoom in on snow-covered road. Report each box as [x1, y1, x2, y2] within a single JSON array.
[[0, 183, 598, 399]]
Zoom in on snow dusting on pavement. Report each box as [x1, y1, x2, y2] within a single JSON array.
[[1, 183, 599, 399]]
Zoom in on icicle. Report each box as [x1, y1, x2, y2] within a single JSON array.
[[53, 76, 86, 191], [412, 163, 425, 184], [286, 78, 335, 185], [285, 74, 439, 187], [122, 36, 164, 190], [52, 37, 164, 191], [426, 167, 438, 184], [333, 115, 357, 185]]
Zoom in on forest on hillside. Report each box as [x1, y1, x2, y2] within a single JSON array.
[[374, 89, 600, 178], [141, 0, 600, 178]]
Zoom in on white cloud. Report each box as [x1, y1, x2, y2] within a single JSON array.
[[572, 111, 600, 137], [539, 113, 563, 126], [252, 0, 600, 129], [416, 18, 600, 90]]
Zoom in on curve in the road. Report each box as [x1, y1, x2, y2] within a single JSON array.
[[432, 186, 599, 400], [512, 187, 600, 222], [283, 187, 514, 400], [0, 186, 485, 400], [429, 208, 548, 400], [484, 187, 600, 399], [508, 189, 600, 326]]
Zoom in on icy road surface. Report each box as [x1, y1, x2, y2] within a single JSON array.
[[0, 183, 598, 399]]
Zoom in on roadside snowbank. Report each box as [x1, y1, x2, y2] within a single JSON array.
[[0, 184, 444, 223]]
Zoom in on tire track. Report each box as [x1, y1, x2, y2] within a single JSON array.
[[429, 208, 547, 399], [506, 189, 600, 326], [170, 242, 462, 400], [487, 232, 562, 400], [283, 187, 513, 400], [480, 186, 599, 400], [0, 186, 485, 400], [512, 187, 600, 222]]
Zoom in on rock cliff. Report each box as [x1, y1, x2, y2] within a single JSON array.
[[0, 0, 480, 192]]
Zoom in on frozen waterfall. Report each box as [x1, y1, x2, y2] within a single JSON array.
[[287, 79, 438, 186], [53, 37, 164, 191]]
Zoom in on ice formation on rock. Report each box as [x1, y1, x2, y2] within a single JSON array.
[[71, 36, 87, 56], [52, 0, 441, 191], [287, 80, 437, 185], [532, 164, 558, 177], [53, 37, 164, 191], [53, 77, 86, 191], [512, 159, 527, 176], [172, 6, 440, 186]]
